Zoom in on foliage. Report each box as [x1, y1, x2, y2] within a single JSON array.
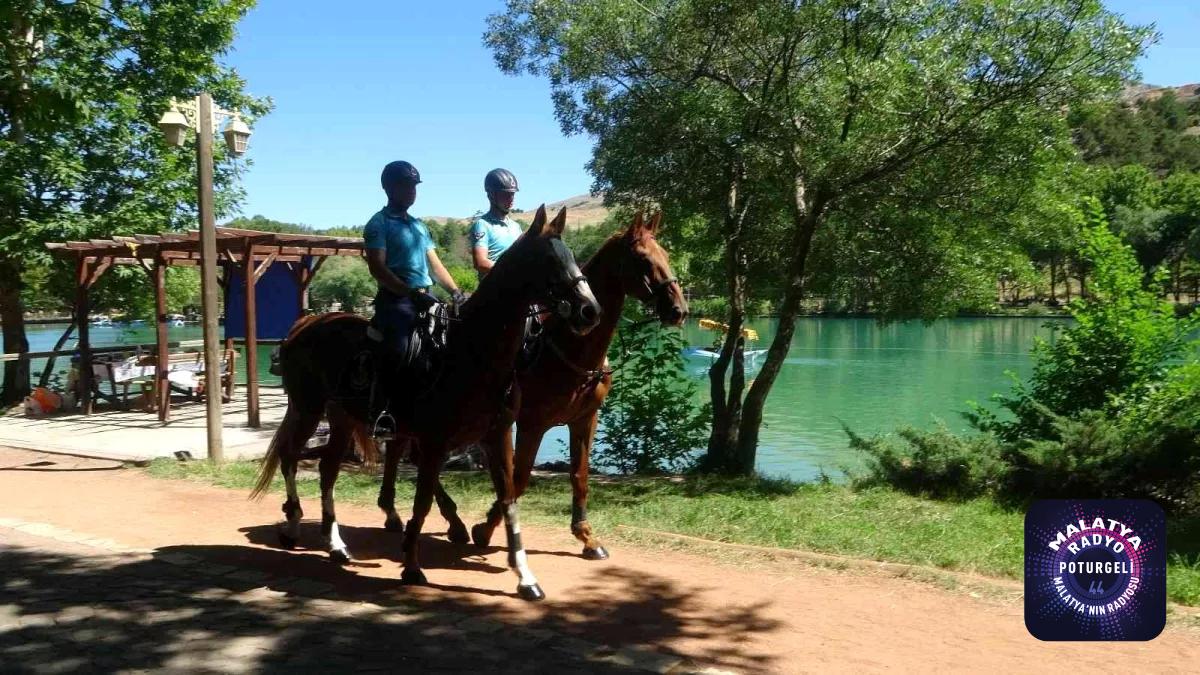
[[308, 257, 375, 314], [488, 0, 1150, 474], [849, 423, 1007, 500], [972, 208, 1200, 441], [1071, 90, 1200, 175], [0, 0, 271, 403], [853, 209, 1200, 509], [595, 305, 710, 474]]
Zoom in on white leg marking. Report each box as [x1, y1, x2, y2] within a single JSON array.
[[284, 471, 301, 539], [505, 504, 538, 587], [513, 549, 539, 587], [322, 489, 347, 551], [327, 522, 347, 552]]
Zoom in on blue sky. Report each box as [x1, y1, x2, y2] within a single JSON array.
[[227, 0, 1199, 229]]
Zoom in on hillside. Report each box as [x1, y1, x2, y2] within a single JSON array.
[[425, 193, 611, 230]]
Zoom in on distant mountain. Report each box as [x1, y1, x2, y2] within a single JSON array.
[[1121, 82, 1200, 105], [426, 192, 612, 230]]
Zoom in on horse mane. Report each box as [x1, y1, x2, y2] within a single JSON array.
[[282, 312, 365, 346]]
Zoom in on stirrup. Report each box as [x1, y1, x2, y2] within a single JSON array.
[[372, 410, 397, 443]]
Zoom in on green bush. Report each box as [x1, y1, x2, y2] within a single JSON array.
[[848, 423, 1007, 499], [595, 305, 711, 474]]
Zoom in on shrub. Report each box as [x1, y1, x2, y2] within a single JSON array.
[[595, 305, 710, 474]]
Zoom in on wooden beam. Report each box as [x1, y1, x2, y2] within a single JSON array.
[[243, 239, 260, 427], [75, 257, 93, 414], [154, 255, 170, 422], [252, 251, 277, 284], [37, 321, 77, 388]]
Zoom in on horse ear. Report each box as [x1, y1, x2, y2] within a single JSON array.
[[527, 205, 548, 238], [625, 211, 645, 241], [542, 207, 567, 237], [648, 211, 662, 235]]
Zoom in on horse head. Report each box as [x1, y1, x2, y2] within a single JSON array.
[[505, 204, 602, 335], [616, 211, 687, 327]]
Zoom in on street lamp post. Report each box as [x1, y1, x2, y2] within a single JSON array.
[[157, 93, 251, 464]]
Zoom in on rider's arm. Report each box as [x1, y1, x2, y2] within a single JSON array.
[[472, 246, 494, 274], [426, 249, 461, 296], [365, 249, 411, 297], [468, 219, 494, 274]]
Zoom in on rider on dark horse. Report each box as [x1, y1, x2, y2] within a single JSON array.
[[364, 160, 466, 437]]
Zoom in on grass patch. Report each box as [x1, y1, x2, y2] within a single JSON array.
[[144, 459, 1200, 606]]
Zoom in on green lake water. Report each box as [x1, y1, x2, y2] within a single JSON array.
[[12, 317, 1066, 480]]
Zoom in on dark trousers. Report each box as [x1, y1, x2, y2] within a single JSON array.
[[373, 290, 420, 357]]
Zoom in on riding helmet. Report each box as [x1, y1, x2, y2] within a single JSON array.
[[484, 168, 519, 193], [381, 160, 422, 189]]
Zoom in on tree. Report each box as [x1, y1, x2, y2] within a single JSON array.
[[308, 256, 375, 314], [487, 0, 1149, 474], [0, 1, 269, 404]]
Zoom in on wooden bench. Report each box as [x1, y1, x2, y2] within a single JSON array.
[[132, 348, 237, 411]]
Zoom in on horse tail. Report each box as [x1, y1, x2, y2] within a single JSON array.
[[251, 406, 301, 500]]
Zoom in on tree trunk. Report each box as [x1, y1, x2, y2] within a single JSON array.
[[1048, 256, 1057, 304], [731, 183, 824, 475], [0, 257, 30, 405], [1172, 257, 1182, 303], [703, 173, 750, 473]]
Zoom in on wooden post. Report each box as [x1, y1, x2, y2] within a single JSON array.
[[154, 255, 170, 422], [197, 93, 224, 462], [243, 238, 260, 427], [75, 257, 93, 414]]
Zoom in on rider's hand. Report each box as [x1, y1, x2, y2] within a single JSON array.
[[452, 290, 469, 306]]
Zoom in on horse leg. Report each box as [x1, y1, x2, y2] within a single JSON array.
[[320, 407, 354, 564], [470, 423, 520, 548], [435, 478, 470, 545], [503, 500, 544, 601], [276, 407, 321, 550], [378, 438, 406, 537], [568, 411, 607, 560], [401, 441, 444, 585]]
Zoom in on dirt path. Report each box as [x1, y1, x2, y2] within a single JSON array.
[[2, 446, 1198, 673]]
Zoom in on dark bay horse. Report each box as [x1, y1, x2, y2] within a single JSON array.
[[252, 206, 600, 599], [377, 211, 687, 571]]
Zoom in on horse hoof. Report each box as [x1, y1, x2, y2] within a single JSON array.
[[384, 517, 405, 533], [471, 523, 493, 548], [517, 583, 546, 602], [278, 533, 297, 550], [329, 548, 353, 565], [447, 522, 470, 545], [582, 546, 609, 561], [401, 567, 428, 586]]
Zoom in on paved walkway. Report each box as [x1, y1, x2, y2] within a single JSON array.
[[0, 521, 680, 674], [0, 388, 287, 462]]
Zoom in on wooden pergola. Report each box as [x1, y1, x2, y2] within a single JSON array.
[[45, 227, 364, 425]]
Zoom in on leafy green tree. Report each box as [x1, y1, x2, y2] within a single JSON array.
[[972, 200, 1200, 441], [308, 256, 375, 314], [488, 0, 1149, 474], [1072, 90, 1200, 175], [0, 0, 269, 403]]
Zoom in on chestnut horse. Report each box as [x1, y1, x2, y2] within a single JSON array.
[[252, 206, 600, 599], [377, 211, 687, 573]]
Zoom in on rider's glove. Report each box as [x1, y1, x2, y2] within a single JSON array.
[[452, 290, 469, 306]]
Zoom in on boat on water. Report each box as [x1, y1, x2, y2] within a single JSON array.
[[683, 318, 767, 366], [89, 315, 112, 327], [682, 346, 768, 363]]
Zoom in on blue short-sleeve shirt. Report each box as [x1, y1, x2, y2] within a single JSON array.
[[363, 208, 435, 289], [468, 213, 523, 264]]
